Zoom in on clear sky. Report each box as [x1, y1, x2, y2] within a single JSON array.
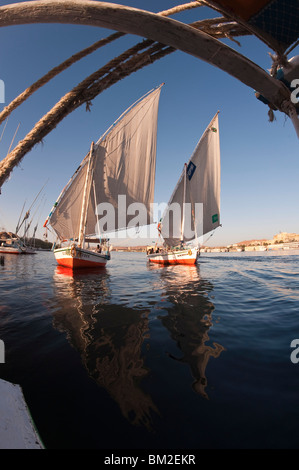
[[0, 0, 298, 247]]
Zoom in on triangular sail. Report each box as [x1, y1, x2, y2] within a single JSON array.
[[160, 113, 220, 247], [46, 85, 163, 241]]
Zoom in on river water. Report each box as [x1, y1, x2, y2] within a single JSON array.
[[0, 249, 299, 449]]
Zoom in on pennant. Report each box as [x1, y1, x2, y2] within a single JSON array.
[[187, 161, 196, 181]]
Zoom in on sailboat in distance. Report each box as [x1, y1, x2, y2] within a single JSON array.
[[44, 84, 163, 269], [147, 112, 220, 265]]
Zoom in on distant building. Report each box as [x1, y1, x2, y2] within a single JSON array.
[[272, 232, 299, 243], [226, 232, 299, 252], [112, 246, 147, 252], [234, 239, 268, 247]]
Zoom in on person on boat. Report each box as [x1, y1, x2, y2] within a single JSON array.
[[96, 244, 102, 253]]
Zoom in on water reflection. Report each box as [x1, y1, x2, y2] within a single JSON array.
[[148, 263, 225, 399], [52, 266, 158, 430], [52, 259, 225, 432]]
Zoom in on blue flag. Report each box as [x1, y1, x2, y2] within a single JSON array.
[[187, 161, 196, 180]]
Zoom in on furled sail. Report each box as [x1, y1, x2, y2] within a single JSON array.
[[160, 113, 220, 247], [46, 85, 163, 241]]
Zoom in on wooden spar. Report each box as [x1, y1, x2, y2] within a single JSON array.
[[0, 1, 291, 112], [78, 141, 94, 248], [181, 163, 187, 243], [93, 179, 101, 242], [0, 41, 169, 190], [0, 1, 297, 192], [0, 5, 201, 128], [0, 31, 124, 127]]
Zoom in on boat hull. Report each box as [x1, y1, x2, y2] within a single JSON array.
[[22, 247, 37, 254], [0, 239, 37, 254], [147, 247, 200, 265], [54, 246, 110, 269], [0, 246, 23, 254]]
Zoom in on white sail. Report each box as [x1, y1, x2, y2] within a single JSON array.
[[47, 85, 163, 241], [160, 112, 220, 247]]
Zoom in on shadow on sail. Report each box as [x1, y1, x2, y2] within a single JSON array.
[[52, 266, 158, 430], [148, 262, 225, 399]]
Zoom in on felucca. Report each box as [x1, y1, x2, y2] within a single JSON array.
[[147, 112, 221, 265], [44, 85, 163, 269]]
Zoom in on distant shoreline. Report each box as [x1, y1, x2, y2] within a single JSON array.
[[111, 244, 299, 254]]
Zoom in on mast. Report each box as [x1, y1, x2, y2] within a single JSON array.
[[181, 163, 187, 244], [6, 123, 20, 156], [17, 180, 48, 235], [93, 179, 101, 242], [16, 200, 26, 234], [78, 141, 94, 248]]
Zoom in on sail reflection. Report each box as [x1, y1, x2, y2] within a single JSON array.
[[148, 262, 225, 399], [52, 266, 158, 430], [52, 259, 225, 433]]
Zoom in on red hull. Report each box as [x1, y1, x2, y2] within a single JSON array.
[[147, 247, 199, 265], [56, 257, 106, 269], [54, 246, 109, 269], [148, 258, 197, 265]]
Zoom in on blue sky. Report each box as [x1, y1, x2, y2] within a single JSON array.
[[0, 0, 298, 247]]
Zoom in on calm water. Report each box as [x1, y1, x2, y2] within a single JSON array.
[[0, 249, 299, 449]]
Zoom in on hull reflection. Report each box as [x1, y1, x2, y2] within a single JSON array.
[[149, 263, 225, 399], [53, 266, 158, 430]]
